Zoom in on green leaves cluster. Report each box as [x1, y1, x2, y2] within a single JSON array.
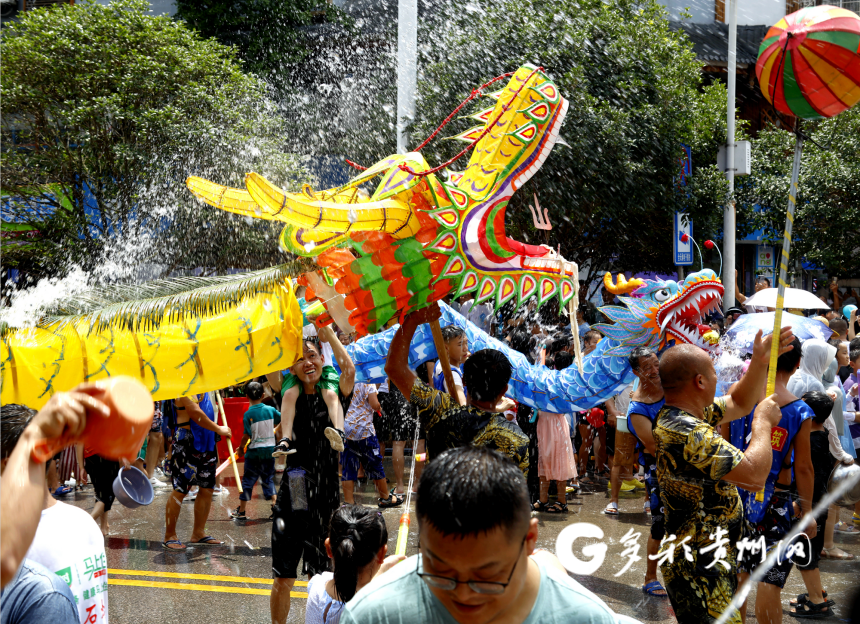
[[735, 107, 860, 278], [174, 0, 351, 91], [337, 0, 730, 295], [1, 0, 305, 281]]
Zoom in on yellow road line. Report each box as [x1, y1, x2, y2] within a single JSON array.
[[108, 568, 308, 587], [108, 578, 307, 597]]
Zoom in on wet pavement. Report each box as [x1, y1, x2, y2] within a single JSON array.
[[62, 462, 860, 624]]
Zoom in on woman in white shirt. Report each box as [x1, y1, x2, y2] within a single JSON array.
[[305, 505, 405, 624]]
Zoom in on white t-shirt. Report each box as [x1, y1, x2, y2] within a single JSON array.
[[305, 571, 344, 624], [460, 298, 494, 332], [25, 501, 108, 624], [433, 360, 464, 394]]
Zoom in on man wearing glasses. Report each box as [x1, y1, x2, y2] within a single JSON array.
[[340, 446, 617, 624]]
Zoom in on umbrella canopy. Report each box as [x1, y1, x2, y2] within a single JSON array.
[[756, 5, 860, 120], [725, 311, 832, 354], [743, 287, 831, 310]]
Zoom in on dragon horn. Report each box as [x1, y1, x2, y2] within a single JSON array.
[[603, 272, 645, 295]]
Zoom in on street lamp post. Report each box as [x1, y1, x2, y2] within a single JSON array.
[[396, 0, 418, 154], [723, 0, 737, 312]]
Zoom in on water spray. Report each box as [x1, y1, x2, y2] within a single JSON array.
[[714, 465, 860, 624], [395, 415, 424, 556]]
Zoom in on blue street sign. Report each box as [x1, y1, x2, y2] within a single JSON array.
[[674, 212, 693, 266]]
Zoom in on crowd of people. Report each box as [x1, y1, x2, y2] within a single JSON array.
[[2, 275, 860, 624]]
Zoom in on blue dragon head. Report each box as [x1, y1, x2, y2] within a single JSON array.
[[594, 270, 724, 357]]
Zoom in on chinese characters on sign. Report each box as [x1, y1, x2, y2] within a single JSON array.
[[555, 523, 812, 576]]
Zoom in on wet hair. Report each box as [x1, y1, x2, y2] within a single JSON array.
[[508, 329, 531, 357], [756, 277, 771, 287], [245, 381, 264, 401], [629, 347, 656, 371], [829, 318, 848, 336], [801, 391, 834, 424], [440, 325, 465, 342], [851, 338, 860, 351], [463, 349, 512, 402], [828, 337, 843, 349], [329, 504, 387, 603], [776, 337, 803, 372], [851, 348, 860, 364], [302, 337, 321, 354], [417, 446, 530, 538], [583, 330, 602, 345], [554, 351, 573, 371], [1, 404, 36, 460]]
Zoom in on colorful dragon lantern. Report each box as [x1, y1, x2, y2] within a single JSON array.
[[0, 64, 724, 413], [343, 269, 724, 412], [186, 64, 577, 337]]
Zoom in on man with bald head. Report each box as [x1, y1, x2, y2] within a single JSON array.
[[652, 328, 794, 624]]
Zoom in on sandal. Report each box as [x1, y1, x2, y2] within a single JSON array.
[[790, 592, 832, 608], [833, 521, 859, 534], [162, 539, 186, 551], [533, 500, 552, 512], [642, 580, 668, 597], [190, 536, 224, 546], [604, 502, 619, 516], [542, 502, 566, 513], [820, 547, 855, 560], [789, 601, 832, 619], [378, 494, 404, 508]]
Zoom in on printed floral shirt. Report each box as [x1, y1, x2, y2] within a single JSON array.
[[654, 397, 745, 570], [410, 380, 529, 475]]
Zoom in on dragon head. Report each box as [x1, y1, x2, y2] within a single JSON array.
[[595, 269, 724, 357], [418, 64, 577, 314]]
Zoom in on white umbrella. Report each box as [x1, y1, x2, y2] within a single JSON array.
[[742, 287, 830, 311]]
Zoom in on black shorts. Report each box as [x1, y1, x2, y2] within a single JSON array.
[[737, 531, 812, 587], [379, 390, 425, 442], [271, 471, 336, 579], [373, 410, 388, 443], [795, 519, 824, 572], [170, 429, 217, 493], [605, 425, 615, 457], [84, 455, 120, 512]]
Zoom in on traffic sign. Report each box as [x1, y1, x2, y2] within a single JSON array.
[[674, 212, 693, 266]]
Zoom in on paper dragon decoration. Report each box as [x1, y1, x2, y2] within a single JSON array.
[[0, 64, 724, 413], [1, 265, 307, 408], [344, 270, 723, 412], [186, 64, 577, 336]]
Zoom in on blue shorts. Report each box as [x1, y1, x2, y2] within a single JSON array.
[[644, 466, 665, 540], [341, 435, 385, 482]]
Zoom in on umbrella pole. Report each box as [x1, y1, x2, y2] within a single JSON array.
[[766, 134, 803, 396]]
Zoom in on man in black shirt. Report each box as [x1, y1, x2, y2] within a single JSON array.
[[266, 325, 355, 624]]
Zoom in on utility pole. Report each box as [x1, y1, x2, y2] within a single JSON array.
[[723, 0, 738, 312], [396, 0, 418, 154]]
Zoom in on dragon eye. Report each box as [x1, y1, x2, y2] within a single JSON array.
[[654, 289, 671, 302]]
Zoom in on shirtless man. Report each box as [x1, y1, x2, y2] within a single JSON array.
[[163, 392, 232, 550]]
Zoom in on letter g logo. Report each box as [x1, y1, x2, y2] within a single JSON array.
[[555, 523, 607, 575]]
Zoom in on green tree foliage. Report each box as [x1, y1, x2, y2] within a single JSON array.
[[174, 0, 350, 91], [1, 0, 306, 283], [736, 108, 860, 278], [333, 0, 729, 295]]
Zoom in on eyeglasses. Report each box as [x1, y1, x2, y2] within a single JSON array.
[[416, 536, 526, 595]]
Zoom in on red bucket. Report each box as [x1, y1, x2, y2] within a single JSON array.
[[216, 397, 249, 484]]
